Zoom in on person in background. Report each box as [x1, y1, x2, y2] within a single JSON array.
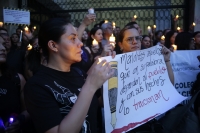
[[175, 32, 194, 50], [193, 31, 200, 50], [10, 33, 21, 50], [0, 34, 29, 133], [82, 30, 89, 46], [164, 31, 178, 51], [125, 21, 142, 35], [0, 28, 8, 35], [153, 30, 163, 46], [24, 18, 115, 133], [16, 28, 22, 37], [1, 34, 12, 53], [101, 22, 114, 47], [141, 35, 151, 49], [163, 29, 171, 36]]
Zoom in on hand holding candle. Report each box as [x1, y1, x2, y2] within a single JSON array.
[[193, 22, 196, 26], [24, 26, 29, 32], [172, 44, 177, 51], [161, 35, 165, 41], [109, 34, 116, 47], [88, 8, 94, 14]]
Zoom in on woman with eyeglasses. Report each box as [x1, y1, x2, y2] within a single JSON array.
[[118, 25, 174, 84]]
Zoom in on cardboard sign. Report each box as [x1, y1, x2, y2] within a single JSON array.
[[3, 8, 30, 25], [102, 46, 186, 133]]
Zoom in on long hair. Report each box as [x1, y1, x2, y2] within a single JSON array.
[[165, 31, 177, 49], [191, 72, 200, 96], [175, 32, 193, 50], [87, 27, 102, 49]]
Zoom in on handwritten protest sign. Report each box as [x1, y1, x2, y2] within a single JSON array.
[[171, 50, 200, 104], [102, 45, 187, 133], [3, 8, 30, 25]]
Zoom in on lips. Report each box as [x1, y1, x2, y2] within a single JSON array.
[[0, 53, 6, 57]]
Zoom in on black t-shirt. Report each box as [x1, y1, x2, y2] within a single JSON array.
[[194, 93, 200, 116], [24, 65, 98, 133], [0, 74, 21, 123]]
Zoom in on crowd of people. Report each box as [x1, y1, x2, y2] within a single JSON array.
[[0, 12, 200, 133]]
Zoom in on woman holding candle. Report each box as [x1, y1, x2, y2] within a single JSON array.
[[118, 25, 174, 84], [164, 31, 178, 52], [24, 18, 114, 133]]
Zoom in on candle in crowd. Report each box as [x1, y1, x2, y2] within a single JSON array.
[[161, 35, 165, 40], [27, 44, 32, 51], [24, 26, 29, 32], [19, 30, 22, 42], [134, 15, 137, 19], [176, 15, 179, 19], [113, 22, 116, 29], [34, 26, 36, 30], [147, 26, 151, 33], [177, 27, 181, 31], [109, 34, 116, 47], [172, 44, 177, 51], [92, 39, 98, 46], [153, 25, 156, 29], [0, 22, 3, 27], [193, 22, 196, 26], [105, 20, 108, 23], [88, 8, 94, 14]]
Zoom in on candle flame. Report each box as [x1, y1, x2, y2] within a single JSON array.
[[112, 22, 116, 26], [34, 26, 36, 30], [153, 25, 156, 29], [134, 15, 137, 19], [27, 44, 32, 51], [92, 39, 98, 46], [176, 15, 179, 19], [0, 22, 3, 27], [172, 44, 177, 51], [147, 26, 151, 30], [177, 27, 180, 31], [193, 22, 196, 26], [161, 35, 165, 40], [105, 20, 108, 23], [24, 26, 29, 32]]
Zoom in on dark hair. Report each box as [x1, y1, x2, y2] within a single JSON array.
[[0, 27, 8, 33], [124, 22, 138, 28], [10, 33, 19, 43], [38, 18, 71, 59], [175, 32, 193, 50], [193, 31, 200, 38], [142, 35, 150, 41], [165, 31, 177, 49], [118, 25, 137, 42], [87, 27, 102, 47], [155, 30, 163, 36], [163, 29, 170, 36], [191, 72, 200, 96]]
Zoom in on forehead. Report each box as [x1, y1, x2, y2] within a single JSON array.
[[0, 30, 7, 34], [133, 24, 139, 28], [123, 28, 139, 39], [96, 29, 102, 33], [143, 36, 150, 40], [64, 24, 77, 36], [195, 33, 200, 37], [0, 36, 4, 42]]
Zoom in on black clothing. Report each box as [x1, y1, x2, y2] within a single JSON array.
[[0, 74, 21, 124], [24, 65, 98, 133]]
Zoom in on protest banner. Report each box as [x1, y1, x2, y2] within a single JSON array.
[[171, 50, 200, 104], [3, 7, 30, 25], [102, 45, 187, 133]]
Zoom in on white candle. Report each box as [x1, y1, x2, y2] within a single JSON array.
[[109, 34, 116, 47], [113, 22, 116, 29], [92, 39, 98, 46], [153, 25, 156, 29], [161, 35, 165, 41], [147, 26, 151, 33], [27, 44, 32, 51], [0, 22, 3, 27], [172, 44, 177, 51], [134, 15, 137, 19], [19, 30, 22, 42], [176, 15, 179, 19], [88, 8, 94, 14], [193, 22, 196, 26]]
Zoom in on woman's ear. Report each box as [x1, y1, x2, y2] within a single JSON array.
[[48, 40, 58, 52], [118, 42, 123, 51], [91, 35, 94, 39]]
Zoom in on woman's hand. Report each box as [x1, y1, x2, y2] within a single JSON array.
[[160, 44, 171, 62], [82, 14, 96, 26], [86, 59, 114, 91], [101, 44, 116, 58]]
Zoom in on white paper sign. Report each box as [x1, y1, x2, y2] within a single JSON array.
[[3, 8, 30, 25], [171, 50, 200, 104], [102, 46, 187, 133]]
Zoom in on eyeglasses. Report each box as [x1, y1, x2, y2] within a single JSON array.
[[125, 36, 143, 44]]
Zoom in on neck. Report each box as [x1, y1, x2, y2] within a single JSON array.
[[196, 44, 200, 50], [47, 54, 71, 72]]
